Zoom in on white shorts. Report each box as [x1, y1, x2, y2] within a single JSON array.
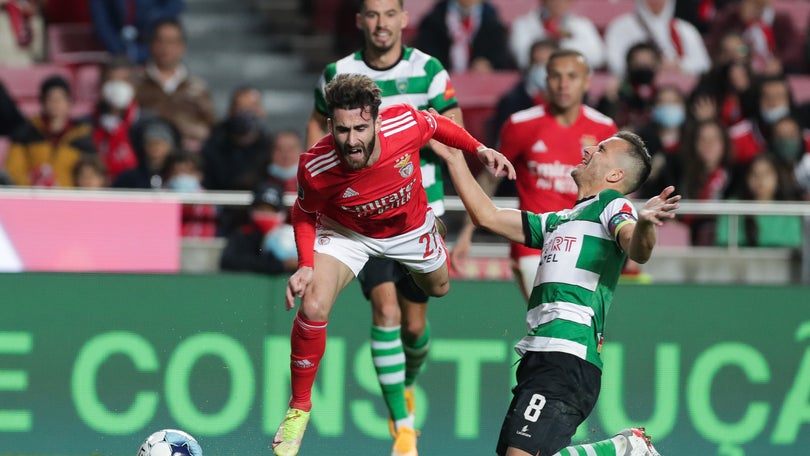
[[314, 210, 447, 277], [516, 255, 542, 298]]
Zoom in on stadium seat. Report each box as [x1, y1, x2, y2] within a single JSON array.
[[48, 23, 108, 66], [73, 64, 101, 104], [450, 71, 521, 142], [774, 0, 810, 40], [789, 75, 810, 103], [42, 0, 92, 24], [656, 220, 691, 247], [655, 71, 698, 96], [0, 64, 75, 105], [569, 0, 635, 33]]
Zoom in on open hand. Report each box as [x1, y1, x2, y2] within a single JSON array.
[[639, 186, 681, 226]]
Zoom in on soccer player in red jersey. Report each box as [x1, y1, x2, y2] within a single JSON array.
[[271, 73, 515, 456], [452, 49, 618, 300]]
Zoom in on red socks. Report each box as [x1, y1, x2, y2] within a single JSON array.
[[289, 312, 328, 412]]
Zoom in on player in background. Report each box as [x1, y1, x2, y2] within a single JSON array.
[[451, 48, 617, 301], [272, 74, 515, 456], [434, 129, 677, 456], [305, 1, 463, 453]]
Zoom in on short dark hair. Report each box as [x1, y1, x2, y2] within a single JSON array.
[[359, 0, 403, 12], [39, 75, 72, 102], [72, 155, 107, 184], [626, 41, 660, 66], [614, 130, 652, 194], [325, 73, 383, 119], [149, 17, 186, 44], [547, 48, 590, 73], [101, 55, 134, 80]]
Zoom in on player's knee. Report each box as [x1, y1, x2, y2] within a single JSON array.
[[402, 319, 425, 341], [300, 296, 331, 321], [426, 280, 449, 297]]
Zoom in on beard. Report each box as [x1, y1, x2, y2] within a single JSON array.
[[339, 134, 376, 170]]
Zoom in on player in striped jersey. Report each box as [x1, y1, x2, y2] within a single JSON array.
[[305, 2, 463, 454], [272, 74, 514, 456], [435, 130, 678, 456]]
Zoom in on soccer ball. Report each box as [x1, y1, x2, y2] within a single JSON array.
[[136, 429, 203, 456], [263, 224, 298, 261]]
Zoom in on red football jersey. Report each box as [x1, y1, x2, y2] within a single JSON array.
[[499, 103, 617, 258], [297, 104, 438, 238]]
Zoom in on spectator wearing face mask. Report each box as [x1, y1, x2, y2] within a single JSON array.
[[219, 181, 297, 275], [263, 129, 303, 194], [161, 149, 216, 237], [487, 38, 558, 146], [636, 85, 687, 198], [201, 85, 270, 191], [91, 57, 147, 180], [597, 41, 661, 131], [728, 74, 796, 167]]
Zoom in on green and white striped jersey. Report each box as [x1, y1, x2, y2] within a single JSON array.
[[516, 189, 638, 370], [314, 46, 459, 215]]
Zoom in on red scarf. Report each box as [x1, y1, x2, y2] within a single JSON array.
[[92, 103, 139, 179], [700, 167, 729, 200], [2, 0, 33, 47]]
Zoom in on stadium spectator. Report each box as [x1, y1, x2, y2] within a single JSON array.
[[690, 59, 757, 128], [597, 41, 662, 131], [219, 181, 298, 275], [304, 2, 467, 453], [716, 154, 802, 247], [508, 0, 604, 70], [72, 155, 108, 188], [5, 75, 96, 187], [134, 17, 216, 152], [414, 0, 513, 73], [162, 150, 216, 237], [0, 0, 45, 66], [201, 86, 270, 191], [604, 0, 710, 77], [706, 0, 802, 75], [112, 116, 178, 188], [727, 74, 797, 167], [452, 49, 617, 301], [487, 38, 558, 146], [91, 57, 146, 181], [264, 129, 304, 194], [271, 73, 514, 456], [636, 85, 688, 198], [90, 0, 184, 64], [769, 116, 809, 167], [434, 129, 674, 456], [680, 119, 735, 245]]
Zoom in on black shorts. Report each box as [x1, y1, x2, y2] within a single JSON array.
[[496, 351, 601, 456], [357, 257, 429, 303]]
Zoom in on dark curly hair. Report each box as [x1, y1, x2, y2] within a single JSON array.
[[325, 73, 382, 119]]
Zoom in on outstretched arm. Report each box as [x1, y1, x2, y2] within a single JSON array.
[[618, 186, 681, 264], [435, 143, 525, 244], [429, 112, 516, 180]]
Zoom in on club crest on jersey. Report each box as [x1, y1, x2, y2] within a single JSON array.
[[317, 233, 332, 245], [396, 77, 409, 94], [395, 154, 414, 178]]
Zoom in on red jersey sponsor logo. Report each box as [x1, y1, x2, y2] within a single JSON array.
[[340, 180, 416, 217]]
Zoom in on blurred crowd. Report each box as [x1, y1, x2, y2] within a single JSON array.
[[0, 0, 809, 268]]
